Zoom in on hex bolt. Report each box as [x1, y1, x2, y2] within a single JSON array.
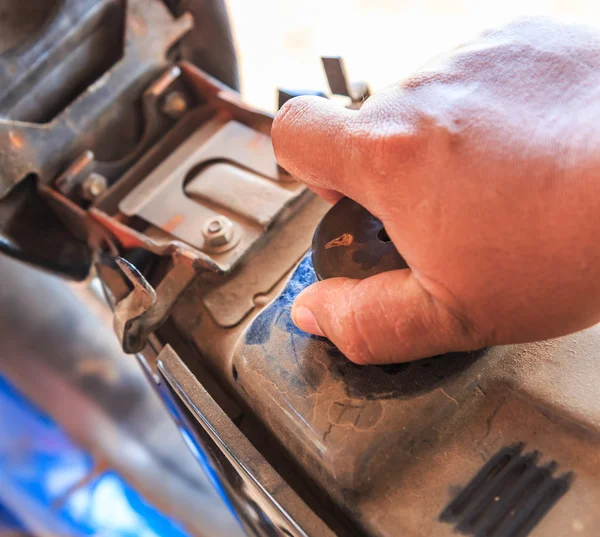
[[202, 215, 236, 250], [161, 91, 188, 119], [80, 173, 107, 201]]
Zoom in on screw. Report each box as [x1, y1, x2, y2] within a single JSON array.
[[202, 216, 237, 251], [161, 91, 188, 119], [80, 173, 107, 201]]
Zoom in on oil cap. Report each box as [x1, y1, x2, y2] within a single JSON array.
[[311, 197, 408, 281]]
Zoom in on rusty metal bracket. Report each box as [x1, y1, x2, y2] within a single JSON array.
[[54, 65, 188, 201], [0, 0, 192, 199], [113, 257, 196, 353]]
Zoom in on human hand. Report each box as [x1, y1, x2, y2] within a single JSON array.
[[272, 18, 600, 364]]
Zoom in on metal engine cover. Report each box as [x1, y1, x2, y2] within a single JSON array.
[[169, 213, 600, 537]]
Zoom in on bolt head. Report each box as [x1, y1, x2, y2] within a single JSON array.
[[80, 173, 107, 201], [207, 220, 223, 233], [161, 91, 188, 119], [202, 216, 237, 251]]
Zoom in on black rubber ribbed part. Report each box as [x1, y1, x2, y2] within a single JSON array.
[[439, 444, 573, 537]]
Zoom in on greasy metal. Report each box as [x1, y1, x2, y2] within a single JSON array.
[[0, 0, 192, 199], [77, 62, 306, 281], [114, 257, 197, 353], [312, 197, 408, 280], [0, 3, 196, 280], [157, 344, 336, 537]]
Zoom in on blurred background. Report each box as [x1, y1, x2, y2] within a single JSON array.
[[226, 0, 600, 111]]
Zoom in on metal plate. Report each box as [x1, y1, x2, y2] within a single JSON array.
[[119, 118, 305, 271]]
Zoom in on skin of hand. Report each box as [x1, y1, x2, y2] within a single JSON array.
[[271, 17, 600, 365]]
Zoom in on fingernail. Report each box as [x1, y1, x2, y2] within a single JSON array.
[[292, 306, 325, 337]]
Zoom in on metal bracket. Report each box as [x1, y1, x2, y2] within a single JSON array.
[[0, 0, 192, 199], [113, 257, 196, 353]]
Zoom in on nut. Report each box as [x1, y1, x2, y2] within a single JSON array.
[[161, 91, 188, 119], [202, 216, 237, 251], [80, 173, 107, 201]]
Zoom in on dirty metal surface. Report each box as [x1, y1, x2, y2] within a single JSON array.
[[118, 118, 303, 271], [224, 257, 600, 536], [113, 256, 197, 353], [85, 63, 304, 279], [0, 0, 192, 199], [0, 254, 240, 537], [169, 222, 600, 537], [312, 197, 408, 281], [204, 196, 328, 328], [157, 345, 337, 537]]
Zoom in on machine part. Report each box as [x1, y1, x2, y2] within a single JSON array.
[[277, 89, 327, 110], [157, 345, 337, 537], [312, 197, 408, 280], [0, 176, 91, 281], [113, 257, 197, 353], [168, 239, 600, 536], [321, 56, 371, 106], [0, 2, 208, 280], [80, 173, 108, 201], [0, 0, 193, 199], [118, 117, 304, 270], [164, 0, 240, 91], [203, 196, 328, 328], [83, 61, 300, 282], [440, 443, 572, 537], [55, 151, 97, 197], [201, 215, 238, 252], [0, 254, 242, 536], [161, 91, 189, 119], [53, 64, 194, 200]]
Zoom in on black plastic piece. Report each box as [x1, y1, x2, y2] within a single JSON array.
[[312, 197, 408, 281], [440, 443, 573, 537], [321, 56, 352, 97], [277, 88, 327, 110]]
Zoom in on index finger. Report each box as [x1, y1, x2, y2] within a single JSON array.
[[272, 95, 358, 198]]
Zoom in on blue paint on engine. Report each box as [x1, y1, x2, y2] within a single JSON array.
[[245, 253, 318, 346], [0, 375, 194, 537]]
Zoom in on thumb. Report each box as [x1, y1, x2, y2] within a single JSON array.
[[291, 270, 483, 364]]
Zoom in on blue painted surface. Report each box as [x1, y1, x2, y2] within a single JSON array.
[[245, 253, 318, 347], [60, 471, 190, 537], [0, 375, 193, 537], [0, 501, 25, 533], [155, 379, 246, 537]]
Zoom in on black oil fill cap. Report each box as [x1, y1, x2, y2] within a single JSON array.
[[312, 197, 408, 281]]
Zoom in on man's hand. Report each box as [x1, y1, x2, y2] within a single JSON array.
[[272, 18, 600, 365]]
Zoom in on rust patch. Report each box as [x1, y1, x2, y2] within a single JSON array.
[[325, 233, 353, 249], [246, 132, 265, 151], [9, 130, 25, 149], [163, 214, 185, 233], [129, 14, 147, 36]]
